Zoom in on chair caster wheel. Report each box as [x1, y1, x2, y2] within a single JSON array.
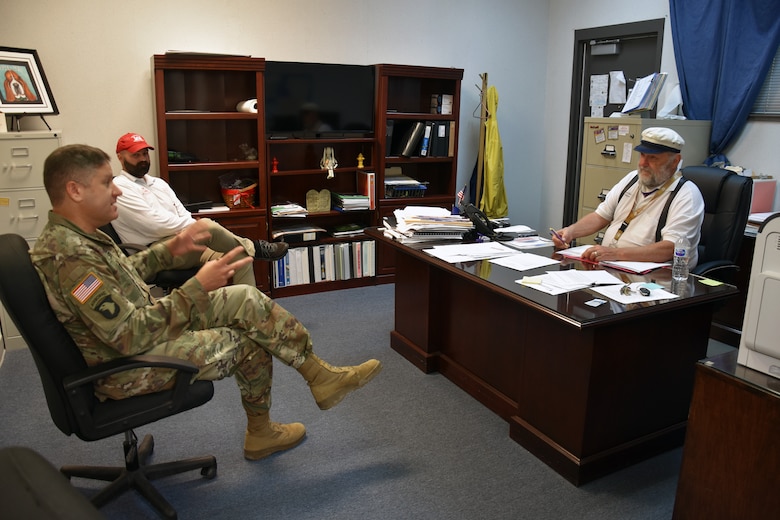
[[201, 463, 217, 479]]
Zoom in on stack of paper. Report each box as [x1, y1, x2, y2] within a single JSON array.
[[271, 202, 307, 217], [557, 245, 669, 274], [332, 192, 370, 211], [383, 206, 473, 243], [622, 72, 667, 114]]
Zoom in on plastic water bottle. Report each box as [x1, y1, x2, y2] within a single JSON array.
[[672, 236, 689, 281]]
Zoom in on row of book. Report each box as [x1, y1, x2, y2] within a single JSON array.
[[272, 240, 376, 288], [332, 191, 370, 211], [387, 120, 455, 158]]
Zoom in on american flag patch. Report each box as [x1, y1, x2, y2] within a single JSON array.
[[72, 273, 103, 304]]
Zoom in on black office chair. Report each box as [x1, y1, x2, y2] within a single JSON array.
[[98, 223, 198, 293], [682, 165, 753, 284], [0, 446, 106, 520], [0, 233, 217, 520]]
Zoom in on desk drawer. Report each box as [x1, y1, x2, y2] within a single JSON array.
[[0, 189, 50, 238], [0, 135, 59, 190], [579, 165, 629, 211]]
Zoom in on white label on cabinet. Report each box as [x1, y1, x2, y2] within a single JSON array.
[[622, 142, 633, 163]]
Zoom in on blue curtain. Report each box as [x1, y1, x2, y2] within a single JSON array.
[[670, 0, 780, 165]]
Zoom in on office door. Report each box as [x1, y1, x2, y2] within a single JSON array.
[[563, 19, 664, 225]]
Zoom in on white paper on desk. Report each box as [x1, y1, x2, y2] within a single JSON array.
[[556, 245, 590, 259], [748, 211, 778, 224], [498, 225, 535, 234], [424, 241, 517, 263], [590, 282, 679, 304], [556, 246, 668, 274], [490, 252, 560, 272], [395, 206, 451, 217], [503, 236, 553, 249], [517, 269, 623, 295], [599, 260, 669, 274]]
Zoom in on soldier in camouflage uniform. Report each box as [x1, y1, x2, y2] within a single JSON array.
[[31, 144, 382, 460]]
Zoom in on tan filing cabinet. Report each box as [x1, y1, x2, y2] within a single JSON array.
[[0, 131, 61, 352], [577, 117, 711, 245]]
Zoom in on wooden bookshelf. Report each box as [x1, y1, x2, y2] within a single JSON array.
[[153, 57, 463, 295], [374, 64, 464, 281]]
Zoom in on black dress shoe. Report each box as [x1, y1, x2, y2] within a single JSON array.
[[254, 240, 289, 261]]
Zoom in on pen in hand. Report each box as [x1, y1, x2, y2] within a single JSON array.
[[549, 228, 568, 246]]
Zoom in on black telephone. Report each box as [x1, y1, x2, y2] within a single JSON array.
[[462, 203, 514, 241]]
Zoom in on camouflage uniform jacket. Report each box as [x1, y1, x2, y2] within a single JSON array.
[[31, 212, 213, 396]]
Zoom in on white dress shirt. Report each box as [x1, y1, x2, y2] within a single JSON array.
[[112, 170, 195, 245], [595, 169, 705, 268]]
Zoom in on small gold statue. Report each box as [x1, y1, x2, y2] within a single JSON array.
[[320, 147, 338, 178], [356, 153, 365, 169]]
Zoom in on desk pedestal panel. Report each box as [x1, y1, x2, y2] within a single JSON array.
[[673, 354, 780, 519]]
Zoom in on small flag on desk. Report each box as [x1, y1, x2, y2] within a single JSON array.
[[72, 273, 103, 304], [454, 184, 467, 214]]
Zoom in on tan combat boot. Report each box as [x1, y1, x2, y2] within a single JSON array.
[[298, 354, 382, 410], [244, 411, 306, 460]]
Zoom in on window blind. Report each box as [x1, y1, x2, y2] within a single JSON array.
[[752, 48, 780, 116]]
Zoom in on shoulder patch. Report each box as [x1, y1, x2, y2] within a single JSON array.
[[93, 295, 120, 319], [71, 272, 103, 304]]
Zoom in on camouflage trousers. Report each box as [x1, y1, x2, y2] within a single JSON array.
[[127, 284, 312, 416], [167, 218, 257, 286]]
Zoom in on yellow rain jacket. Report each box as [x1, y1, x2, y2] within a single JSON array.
[[480, 85, 508, 218]]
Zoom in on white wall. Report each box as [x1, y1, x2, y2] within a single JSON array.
[[4, 0, 777, 231], [4, 0, 548, 227]]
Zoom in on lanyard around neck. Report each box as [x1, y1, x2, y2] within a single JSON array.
[[611, 171, 680, 245]]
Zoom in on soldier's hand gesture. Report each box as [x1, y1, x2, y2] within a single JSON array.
[[195, 246, 254, 291]]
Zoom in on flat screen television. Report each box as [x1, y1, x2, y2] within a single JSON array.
[[264, 61, 375, 138]]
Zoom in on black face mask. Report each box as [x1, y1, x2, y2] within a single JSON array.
[[123, 159, 150, 178]]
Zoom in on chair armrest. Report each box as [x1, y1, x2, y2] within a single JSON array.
[[692, 260, 740, 282], [115, 242, 150, 256], [63, 355, 199, 391]]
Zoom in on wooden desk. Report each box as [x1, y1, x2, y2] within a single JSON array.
[[367, 229, 738, 485], [673, 351, 780, 519]]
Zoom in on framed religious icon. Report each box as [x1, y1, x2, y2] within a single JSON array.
[[0, 47, 58, 114]]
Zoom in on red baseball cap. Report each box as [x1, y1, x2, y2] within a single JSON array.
[[116, 132, 155, 154]]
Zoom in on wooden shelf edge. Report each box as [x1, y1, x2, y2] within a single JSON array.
[[270, 168, 374, 177], [165, 111, 258, 120], [386, 112, 456, 121], [167, 161, 260, 171], [271, 277, 376, 297]]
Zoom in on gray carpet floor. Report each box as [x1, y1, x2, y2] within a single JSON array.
[[0, 284, 699, 519]]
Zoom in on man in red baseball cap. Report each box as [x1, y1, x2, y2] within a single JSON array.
[[112, 132, 287, 287], [116, 132, 155, 154]]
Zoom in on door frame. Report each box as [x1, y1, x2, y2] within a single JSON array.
[[562, 19, 665, 225]]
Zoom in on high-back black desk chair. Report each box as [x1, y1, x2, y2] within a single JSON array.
[[0, 233, 216, 519], [683, 165, 753, 283]]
